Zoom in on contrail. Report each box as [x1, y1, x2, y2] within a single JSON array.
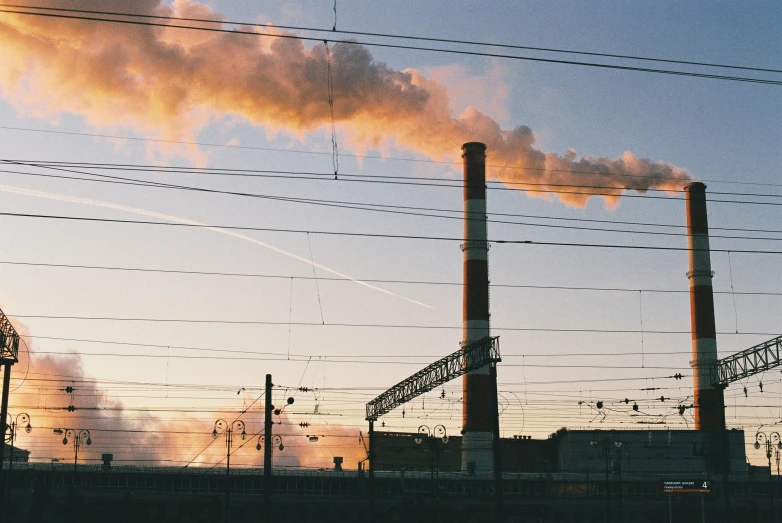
[[0, 184, 431, 308]]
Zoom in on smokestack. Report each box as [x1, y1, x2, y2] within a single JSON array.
[[685, 182, 725, 431], [461, 142, 494, 473]]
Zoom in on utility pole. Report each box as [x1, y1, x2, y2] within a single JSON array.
[[263, 374, 272, 523], [0, 363, 11, 518], [490, 363, 503, 522], [0, 309, 21, 522], [368, 419, 374, 517]]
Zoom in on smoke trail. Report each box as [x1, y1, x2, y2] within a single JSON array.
[[0, 0, 693, 207], [7, 317, 363, 468], [0, 184, 430, 307]]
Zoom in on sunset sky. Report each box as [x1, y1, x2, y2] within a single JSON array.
[[0, 1, 779, 470]]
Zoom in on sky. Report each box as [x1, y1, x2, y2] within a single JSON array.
[[0, 0, 780, 471]]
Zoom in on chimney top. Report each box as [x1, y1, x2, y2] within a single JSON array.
[[684, 181, 707, 192], [462, 142, 487, 156]]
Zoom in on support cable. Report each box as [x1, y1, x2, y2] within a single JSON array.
[[324, 41, 339, 178]]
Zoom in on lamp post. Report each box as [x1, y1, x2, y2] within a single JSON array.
[[256, 434, 284, 453], [754, 431, 781, 519], [590, 432, 624, 523], [54, 428, 91, 471], [5, 413, 31, 494], [414, 424, 448, 517], [213, 419, 246, 523], [256, 431, 284, 517]]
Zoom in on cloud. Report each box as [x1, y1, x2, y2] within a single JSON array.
[[0, 1, 692, 207]]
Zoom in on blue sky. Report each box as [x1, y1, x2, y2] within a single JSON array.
[[0, 1, 779, 468]]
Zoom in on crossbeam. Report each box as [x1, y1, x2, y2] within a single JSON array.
[[713, 335, 782, 386], [365, 336, 499, 421], [0, 308, 19, 364]]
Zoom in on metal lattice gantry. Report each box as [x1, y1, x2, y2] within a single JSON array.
[[365, 336, 500, 421], [713, 335, 782, 387], [0, 307, 20, 364]]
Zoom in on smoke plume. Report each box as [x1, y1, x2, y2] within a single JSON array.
[[6, 316, 362, 469], [0, 0, 692, 206]]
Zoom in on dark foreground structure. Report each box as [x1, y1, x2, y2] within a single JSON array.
[[3, 460, 780, 523]]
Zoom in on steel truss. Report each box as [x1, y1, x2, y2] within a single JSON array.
[[0, 307, 19, 363], [713, 335, 782, 386], [365, 336, 500, 421]]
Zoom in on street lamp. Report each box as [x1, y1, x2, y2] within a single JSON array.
[[212, 419, 246, 523], [256, 434, 284, 452], [5, 413, 31, 493], [414, 424, 448, 515], [54, 428, 91, 471], [754, 431, 781, 518]]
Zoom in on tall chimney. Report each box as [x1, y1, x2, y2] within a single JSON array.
[[461, 142, 494, 473], [685, 182, 725, 431]]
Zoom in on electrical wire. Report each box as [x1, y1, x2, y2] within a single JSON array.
[[2, 128, 780, 189], [3, 4, 778, 75], [7, 314, 780, 335], [3, 212, 782, 254], [0, 6, 778, 85]]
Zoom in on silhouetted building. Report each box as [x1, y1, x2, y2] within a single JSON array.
[[3, 445, 30, 463]]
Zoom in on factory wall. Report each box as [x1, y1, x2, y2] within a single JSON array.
[[555, 429, 746, 479]]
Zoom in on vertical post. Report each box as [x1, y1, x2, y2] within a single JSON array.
[[604, 442, 610, 523], [617, 448, 623, 523], [225, 428, 231, 523], [768, 445, 774, 520], [429, 433, 437, 516], [0, 363, 12, 508], [701, 493, 706, 523], [263, 374, 272, 523], [368, 420, 374, 517], [490, 363, 503, 521], [6, 425, 13, 497], [74, 436, 79, 472]]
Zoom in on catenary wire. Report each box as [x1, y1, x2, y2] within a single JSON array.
[[1, 260, 781, 295], [3, 3, 779, 75], [3, 211, 782, 254], [2, 127, 780, 189], [0, 7, 778, 85]]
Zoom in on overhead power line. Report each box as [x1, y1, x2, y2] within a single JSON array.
[[5, 158, 782, 201], [4, 160, 782, 208], [7, 314, 779, 336], [2, 211, 782, 254], [22, 334, 722, 359], [0, 6, 782, 85], [1, 259, 780, 295], [27, 351, 688, 370], [2, 128, 780, 189], [2, 3, 778, 75], [0, 5, 779, 85]]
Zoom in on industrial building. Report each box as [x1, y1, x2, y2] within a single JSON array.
[[367, 142, 777, 494]]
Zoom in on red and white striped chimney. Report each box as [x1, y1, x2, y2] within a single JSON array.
[[685, 182, 725, 431], [461, 142, 494, 473]]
